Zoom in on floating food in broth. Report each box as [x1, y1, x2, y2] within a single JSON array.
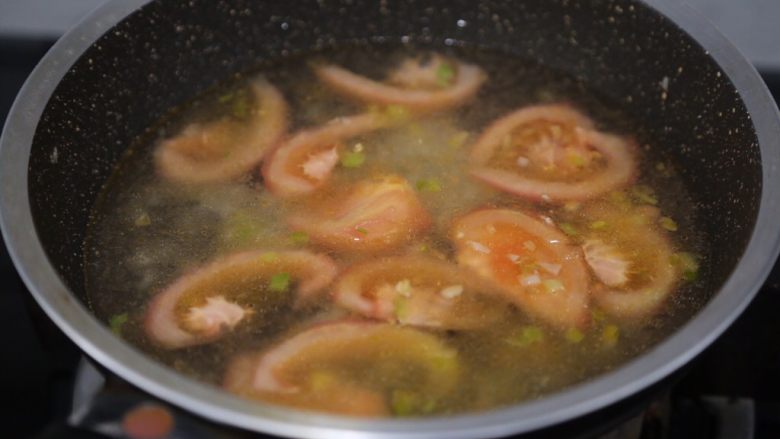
[[469, 104, 636, 202], [144, 250, 337, 348], [333, 255, 510, 330], [287, 175, 431, 253], [262, 113, 392, 197], [86, 48, 706, 418], [155, 77, 288, 183], [223, 320, 460, 417], [315, 54, 487, 112], [451, 208, 590, 329]]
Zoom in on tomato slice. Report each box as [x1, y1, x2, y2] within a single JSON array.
[[469, 104, 636, 202], [144, 250, 337, 349], [262, 113, 389, 197], [314, 54, 487, 113], [223, 320, 460, 417], [580, 204, 679, 320], [333, 255, 509, 330], [154, 77, 288, 183], [451, 209, 590, 329], [287, 175, 431, 253]]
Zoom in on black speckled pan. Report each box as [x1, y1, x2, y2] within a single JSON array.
[[1, 0, 779, 438]]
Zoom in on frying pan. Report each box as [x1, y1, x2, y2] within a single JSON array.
[[2, 0, 780, 437]]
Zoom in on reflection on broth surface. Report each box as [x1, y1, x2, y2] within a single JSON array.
[[85, 46, 707, 417]]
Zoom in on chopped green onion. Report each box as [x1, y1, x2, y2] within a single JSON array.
[[542, 279, 565, 293], [415, 178, 442, 192], [390, 390, 436, 417], [608, 191, 631, 206], [109, 313, 129, 336], [269, 272, 291, 292], [448, 131, 470, 148], [559, 223, 578, 236], [356, 226, 368, 235], [231, 92, 251, 119], [430, 352, 459, 374], [260, 252, 280, 263], [602, 324, 620, 347], [340, 151, 365, 168], [565, 327, 585, 343], [669, 252, 699, 281], [567, 153, 586, 167], [589, 220, 608, 230], [435, 62, 456, 87], [591, 308, 607, 323], [384, 104, 410, 121], [505, 326, 544, 347], [218, 92, 234, 103], [289, 231, 309, 245], [631, 185, 658, 205], [659, 216, 678, 232], [134, 212, 151, 227], [393, 297, 409, 321]]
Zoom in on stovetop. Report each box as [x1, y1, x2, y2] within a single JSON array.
[[1, 38, 780, 439]]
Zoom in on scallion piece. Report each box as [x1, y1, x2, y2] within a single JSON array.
[[109, 313, 129, 336], [289, 231, 309, 245], [602, 324, 620, 347], [340, 151, 365, 168], [669, 252, 699, 281], [435, 62, 456, 86], [269, 272, 291, 292], [505, 326, 544, 347], [565, 327, 585, 343], [631, 185, 658, 205], [659, 216, 678, 232], [542, 279, 565, 293], [416, 178, 442, 192], [559, 222, 578, 236]]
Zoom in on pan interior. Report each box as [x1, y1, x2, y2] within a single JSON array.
[[25, 0, 760, 425]]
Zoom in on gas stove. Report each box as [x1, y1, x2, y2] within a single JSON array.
[[1, 37, 779, 439]]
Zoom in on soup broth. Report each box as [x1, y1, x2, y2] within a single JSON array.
[[85, 46, 707, 417]]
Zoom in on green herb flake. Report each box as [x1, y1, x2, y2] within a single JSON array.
[[435, 62, 456, 87], [659, 216, 678, 232], [289, 231, 309, 245], [260, 252, 280, 263], [415, 178, 442, 192], [269, 272, 291, 292], [602, 324, 620, 347], [589, 220, 608, 230], [559, 222, 578, 236], [670, 252, 699, 281], [340, 151, 365, 168], [631, 185, 658, 205], [109, 313, 129, 336], [565, 327, 585, 343], [356, 226, 368, 235], [505, 326, 544, 347], [393, 297, 409, 321], [448, 131, 470, 148], [542, 279, 565, 294], [384, 104, 410, 121], [134, 212, 151, 227], [218, 92, 234, 103], [591, 308, 607, 323], [391, 389, 435, 417]]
